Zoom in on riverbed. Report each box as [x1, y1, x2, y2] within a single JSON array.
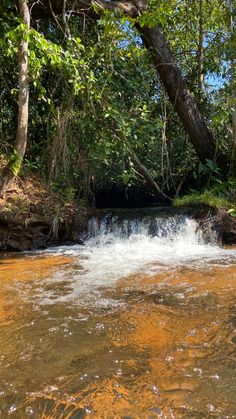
[[0, 213, 236, 417]]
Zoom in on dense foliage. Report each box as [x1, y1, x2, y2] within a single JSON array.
[[0, 0, 235, 205]]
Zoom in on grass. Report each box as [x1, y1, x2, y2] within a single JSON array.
[[173, 190, 234, 211]]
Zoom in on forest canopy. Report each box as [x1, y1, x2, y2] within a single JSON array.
[[0, 0, 235, 205]]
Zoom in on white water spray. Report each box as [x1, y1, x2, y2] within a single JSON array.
[[47, 213, 236, 284]]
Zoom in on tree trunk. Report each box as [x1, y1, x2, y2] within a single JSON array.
[[137, 23, 216, 163], [197, 0, 204, 93], [30, 0, 217, 163], [0, 0, 30, 196], [228, 0, 236, 174], [29, 0, 219, 164], [127, 147, 172, 201], [233, 85, 236, 166], [115, 132, 172, 201]]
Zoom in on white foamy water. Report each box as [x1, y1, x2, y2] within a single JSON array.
[[42, 214, 236, 285]]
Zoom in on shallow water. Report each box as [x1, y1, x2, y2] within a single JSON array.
[[0, 214, 236, 417]]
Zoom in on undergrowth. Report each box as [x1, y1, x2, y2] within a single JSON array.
[[173, 179, 236, 213]]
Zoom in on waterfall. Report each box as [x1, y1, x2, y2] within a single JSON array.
[[85, 213, 203, 246], [79, 214, 208, 282], [32, 209, 236, 304], [40, 210, 236, 286]]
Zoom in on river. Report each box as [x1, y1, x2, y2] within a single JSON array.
[[0, 210, 236, 417]]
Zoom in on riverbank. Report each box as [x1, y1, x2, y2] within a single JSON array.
[[0, 175, 90, 251], [1, 175, 236, 251]]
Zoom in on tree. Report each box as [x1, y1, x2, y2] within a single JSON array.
[[136, 21, 216, 162], [0, 0, 30, 195], [29, 0, 217, 163], [0, 0, 231, 201], [228, 0, 236, 168]]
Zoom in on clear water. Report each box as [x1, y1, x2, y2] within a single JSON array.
[[0, 213, 236, 417]]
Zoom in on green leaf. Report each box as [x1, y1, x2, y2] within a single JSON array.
[[9, 149, 21, 175]]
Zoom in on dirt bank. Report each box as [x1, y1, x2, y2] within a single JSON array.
[[0, 176, 90, 251]]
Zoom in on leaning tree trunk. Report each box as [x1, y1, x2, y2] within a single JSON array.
[[0, 0, 30, 196], [197, 0, 205, 94], [137, 23, 216, 163], [114, 131, 172, 201], [30, 0, 219, 164]]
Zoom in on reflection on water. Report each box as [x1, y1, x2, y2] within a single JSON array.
[[0, 215, 236, 417]]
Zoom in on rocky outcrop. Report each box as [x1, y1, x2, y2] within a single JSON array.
[[209, 211, 236, 244], [194, 208, 236, 245], [0, 218, 51, 251], [0, 208, 90, 251]]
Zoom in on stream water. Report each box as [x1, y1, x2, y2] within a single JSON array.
[[0, 210, 236, 417]]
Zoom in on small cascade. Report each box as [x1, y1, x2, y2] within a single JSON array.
[[78, 212, 218, 283], [43, 209, 236, 285], [86, 212, 203, 246]]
